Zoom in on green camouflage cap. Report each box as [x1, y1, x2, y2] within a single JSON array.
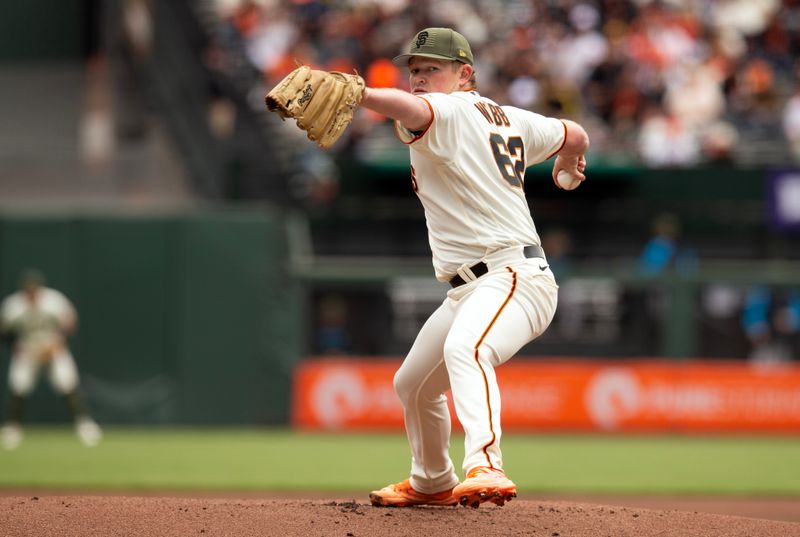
[[392, 28, 474, 66]]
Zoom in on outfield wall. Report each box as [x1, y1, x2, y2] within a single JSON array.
[[293, 357, 800, 433], [0, 208, 302, 425], [1, 209, 798, 428]]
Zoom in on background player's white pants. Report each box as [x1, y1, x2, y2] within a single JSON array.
[[394, 249, 558, 494], [8, 349, 80, 396]]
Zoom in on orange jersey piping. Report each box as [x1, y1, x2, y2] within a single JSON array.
[[393, 96, 435, 145], [545, 119, 568, 160]]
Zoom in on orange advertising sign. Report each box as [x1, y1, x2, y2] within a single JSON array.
[[292, 358, 800, 432]]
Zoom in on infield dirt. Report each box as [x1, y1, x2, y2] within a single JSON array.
[[2, 495, 800, 537]]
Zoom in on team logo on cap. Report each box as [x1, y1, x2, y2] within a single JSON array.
[[415, 31, 429, 49]]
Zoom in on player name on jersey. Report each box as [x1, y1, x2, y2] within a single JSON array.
[[474, 101, 510, 127]]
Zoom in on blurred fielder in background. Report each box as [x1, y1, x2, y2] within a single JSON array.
[[0, 269, 102, 450], [356, 28, 590, 508]]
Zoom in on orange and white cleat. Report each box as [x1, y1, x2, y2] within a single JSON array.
[[369, 479, 458, 507], [452, 467, 517, 508]]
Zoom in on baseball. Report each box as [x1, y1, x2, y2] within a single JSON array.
[[556, 169, 582, 190]]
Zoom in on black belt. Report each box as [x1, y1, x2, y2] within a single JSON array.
[[449, 245, 545, 288]]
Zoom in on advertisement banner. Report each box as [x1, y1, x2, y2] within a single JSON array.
[[292, 358, 800, 432]]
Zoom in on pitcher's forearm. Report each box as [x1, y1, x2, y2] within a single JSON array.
[[552, 119, 590, 183], [362, 87, 432, 132], [559, 119, 590, 158]]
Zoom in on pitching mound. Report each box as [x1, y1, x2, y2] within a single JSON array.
[[2, 496, 800, 537]]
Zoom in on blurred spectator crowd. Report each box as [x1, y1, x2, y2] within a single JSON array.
[[212, 0, 800, 168]]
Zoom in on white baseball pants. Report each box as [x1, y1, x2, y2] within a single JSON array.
[[394, 246, 558, 494], [8, 343, 80, 396]]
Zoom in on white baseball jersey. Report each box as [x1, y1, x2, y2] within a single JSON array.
[[1, 287, 76, 349], [396, 91, 566, 281]]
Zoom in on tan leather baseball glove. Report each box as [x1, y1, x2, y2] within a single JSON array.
[[265, 65, 366, 149]]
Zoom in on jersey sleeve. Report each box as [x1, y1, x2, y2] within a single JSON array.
[[394, 95, 435, 144], [48, 290, 77, 329], [394, 93, 461, 159], [505, 107, 566, 165], [0, 296, 24, 334]]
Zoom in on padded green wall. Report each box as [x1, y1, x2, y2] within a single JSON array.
[[0, 208, 301, 425]]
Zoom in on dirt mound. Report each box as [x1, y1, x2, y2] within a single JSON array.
[[2, 495, 800, 537]]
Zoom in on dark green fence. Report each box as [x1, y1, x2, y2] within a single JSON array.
[[0, 208, 302, 425]]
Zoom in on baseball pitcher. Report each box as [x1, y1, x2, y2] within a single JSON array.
[[266, 27, 589, 508]]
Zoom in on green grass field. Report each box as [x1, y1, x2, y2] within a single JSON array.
[[1, 427, 799, 495]]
